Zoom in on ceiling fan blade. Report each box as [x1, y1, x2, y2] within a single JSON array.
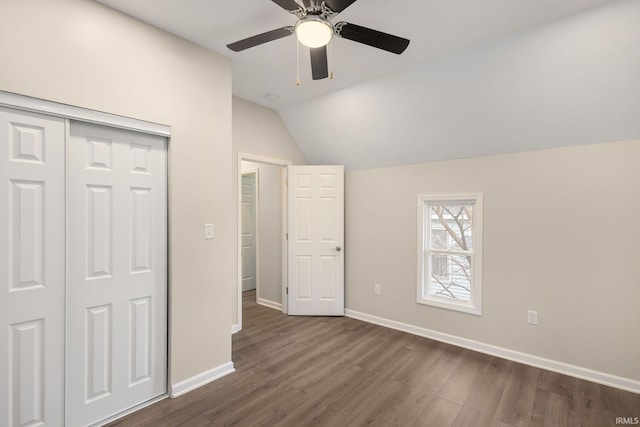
[[271, 0, 302, 11], [310, 46, 329, 80], [227, 27, 294, 52], [336, 22, 410, 54], [324, 0, 358, 13]]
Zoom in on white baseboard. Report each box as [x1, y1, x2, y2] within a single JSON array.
[[231, 323, 240, 334], [345, 309, 640, 395], [170, 362, 235, 398], [257, 298, 282, 311]]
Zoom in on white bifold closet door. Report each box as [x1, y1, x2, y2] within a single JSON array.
[[66, 122, 167, 426], [0, 107, 66, 426]]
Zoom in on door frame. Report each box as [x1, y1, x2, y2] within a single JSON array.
[[235, 153, 291, 333], [0, 91, 171, 425]]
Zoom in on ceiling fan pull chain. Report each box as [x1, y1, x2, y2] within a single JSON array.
[[329, 38, 334, 80], [296, 39, 301, 86]]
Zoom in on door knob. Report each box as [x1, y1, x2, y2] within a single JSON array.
[[335, 246, 342, 252]]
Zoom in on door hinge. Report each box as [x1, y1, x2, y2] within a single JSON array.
[[286, 233, 288, 240], [286, 287, 288, 294]]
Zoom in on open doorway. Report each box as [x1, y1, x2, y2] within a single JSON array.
[[235, 153, 291, 333]]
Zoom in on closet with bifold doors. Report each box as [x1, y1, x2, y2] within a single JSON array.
[[0, 95, 168, 427]]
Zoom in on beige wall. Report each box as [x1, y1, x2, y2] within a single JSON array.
[[233, 97, 308, 162], [346, 140, 640, 382], [232, 97, 307, 327], [242, 161, 284, 304], [0, 0, 233, 384]]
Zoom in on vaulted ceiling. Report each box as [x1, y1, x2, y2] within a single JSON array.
[[97, 0, 640, 169]]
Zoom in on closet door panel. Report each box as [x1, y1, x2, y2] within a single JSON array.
[[0, 107, 65, 427], [67, 122, 167, 427]]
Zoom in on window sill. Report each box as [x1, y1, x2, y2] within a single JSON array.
[[417, 296, 482, 316]]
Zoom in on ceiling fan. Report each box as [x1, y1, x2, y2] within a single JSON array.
[[226, 0, 410, 80]]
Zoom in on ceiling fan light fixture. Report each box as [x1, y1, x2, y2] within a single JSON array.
[[295, 16, 333, 48]]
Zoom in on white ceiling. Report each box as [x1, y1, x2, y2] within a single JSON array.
[[97, 0, 613, 108], [96, 0, 640, 169]]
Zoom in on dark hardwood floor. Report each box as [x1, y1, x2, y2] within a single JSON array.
[[109, 290, 639, 426]]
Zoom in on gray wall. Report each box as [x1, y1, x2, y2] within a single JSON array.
[[0, 0, 233, 384], [345, 140, 640, 382]]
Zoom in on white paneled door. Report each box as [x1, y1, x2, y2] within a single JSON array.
[[0, 107, 66, 426], [67, 122, 167, 426], [241, 172, 257, 291], [288, 166, 344, 315]]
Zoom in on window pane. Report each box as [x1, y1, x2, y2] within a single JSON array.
[[431, 253, 449, 280], [430, 205, 473, 251], [428, 253, 471, 302], [431, 228, 448, 250]]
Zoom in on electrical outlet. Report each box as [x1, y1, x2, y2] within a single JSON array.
[[527, 310, 538, 325], [374, 284, 381, 295]]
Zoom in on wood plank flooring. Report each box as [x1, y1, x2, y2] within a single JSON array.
[[109, 291, 639, 426]]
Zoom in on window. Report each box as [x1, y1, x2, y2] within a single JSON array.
[[417, 194, 483, 315]]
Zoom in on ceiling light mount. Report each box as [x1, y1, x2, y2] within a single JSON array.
[[289, 1, 336, 19]]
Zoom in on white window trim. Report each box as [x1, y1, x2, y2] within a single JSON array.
[[417, 193, 483, 315]]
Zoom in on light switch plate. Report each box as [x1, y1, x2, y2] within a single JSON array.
[[204, 224, 214, 240]]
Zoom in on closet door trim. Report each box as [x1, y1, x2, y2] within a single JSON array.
[[0, 91, 170, 137]]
